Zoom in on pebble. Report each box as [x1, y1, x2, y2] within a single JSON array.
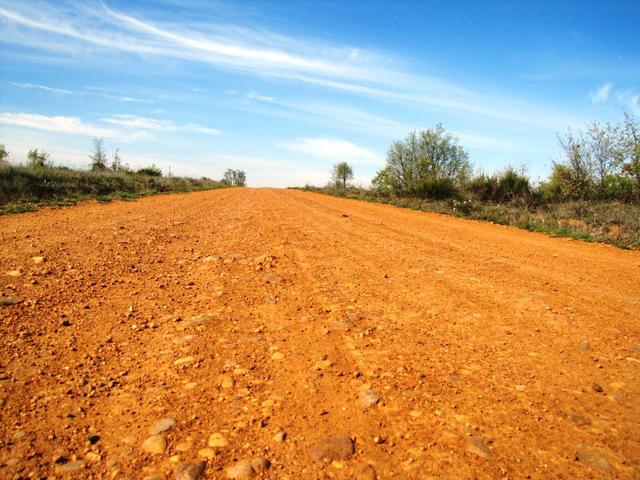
[[32, 256, 46, 264], [150, 417, 177, 435], [174, 356, 195, 366], [220, 376, 235, 389], [226, 458, 271, 479], [54, 461, 86, 474], [359, 389, 381, 409], [142, 435, 168, 454], [0, 297, 20, 306], [208, 432, 230, 448], [466, 436, 491, 459], [575, 444, 612, 472], [592, 383, 604, 393], [175, 462, 206, 480], [197, 448, 217, 459], [271, 352, 285, 361], [273, 428, 287, 442], [309, 435, 355, 461]]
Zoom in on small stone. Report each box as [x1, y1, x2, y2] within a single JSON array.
[[466, 436, 491, 459], [208, 432, 229, 448], [570, 415, 590, 426], [54, 461, 86, 474], [85, 452, 101, 462], [592, 383, 603, 393], [271, 352, 285, 361], [174, 356, 195, 366], [150, 417, 177, 435], [515, 384, 526, 392], [87, 433, 101, 444], [226, 458, 270, 479], [359, 389, 380, 409], [575, 444, 612, 472], [6, 270, 22, 277], [198, 448, 217, 459], [226, 461, 254, 479], [142, 435, 167, 454], [32, 256, 46, 264], [220, 376, 235, 389], [176, 462, 206, 480], [175, 438, 194, 452], [0, 297, 20, 306], [309, 435, 355, 461], [273, 428, 286, 442]]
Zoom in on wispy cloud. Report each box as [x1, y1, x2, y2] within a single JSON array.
[[0, 1, 582, 128], [11, 82, 73, 95], [102, 114, 220, 136], [280, 138, 383, 166], [589, 82, 614, 103], [0, 112, 152, 142], [0, 112, 115, 137], [618, 90, 640, 115]]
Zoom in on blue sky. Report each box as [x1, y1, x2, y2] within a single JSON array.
[[0, 0, 638, 187]]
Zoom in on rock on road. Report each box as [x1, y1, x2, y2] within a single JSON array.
[[1, 188, 639, 479]]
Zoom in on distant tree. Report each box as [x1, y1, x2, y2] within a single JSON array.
[[27, 149, 50, 169], [586, 121, 623, 196], [0, 144, 8, 166], [373, 125, 470, 198], [90, 137, 108, 171], [137, 164, 162, 177], [555, 129, 594, 200], [111, 148, 123, 172], [621, 113, 640, 203], [223, 169, 247, 186], [331, 162, 354, 189]]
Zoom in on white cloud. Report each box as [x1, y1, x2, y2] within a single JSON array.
[[11, 82, 73, 95], [618, 90, 640, 115], [102, 114, 220, 136], [0, 112, 115, 137], [280, 138, 383, 166], [0, 2, 583, 128], [589, 83, 614, 103]]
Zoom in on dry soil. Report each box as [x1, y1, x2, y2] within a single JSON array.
[[1, 188, 639, 479]]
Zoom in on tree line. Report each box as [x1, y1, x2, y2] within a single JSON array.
[[330, 113, 640, 204], [1, 138, 247, 185]]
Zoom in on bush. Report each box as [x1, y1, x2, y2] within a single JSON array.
[[136, 165, 162, 177]]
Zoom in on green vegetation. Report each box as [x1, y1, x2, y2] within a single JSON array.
[[331, 161, 354, 189], [222, 168, 247, 186], [0, 141, 228, 215], [305, 116, 640, 249]]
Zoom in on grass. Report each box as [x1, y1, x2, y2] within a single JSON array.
[[0, 165, 227, 215], [300, 186, 640, 250]]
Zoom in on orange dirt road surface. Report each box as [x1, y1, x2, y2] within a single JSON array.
[[1, 188, 639, 479]]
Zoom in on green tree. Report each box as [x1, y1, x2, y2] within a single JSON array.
[[621, 113, 640, 203], [111, 148, 123, 172], [586, 121, 623, 197], [137, 164, 162, 177], [0, 144, 8, 166], [556, 129, 594, 200], [331, 162, 354, 189], [90, 137, 108, 171], [223, 169, 247, 186], [373, 125, 470, 198], [27, 149, 50, 169]]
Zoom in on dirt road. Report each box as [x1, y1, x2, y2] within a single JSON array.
[[1, 188, 639, 479]]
